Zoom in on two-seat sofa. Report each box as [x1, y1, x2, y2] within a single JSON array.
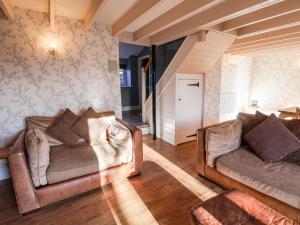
[[196, 112, 300, 222], [9, 111, 143, 214]]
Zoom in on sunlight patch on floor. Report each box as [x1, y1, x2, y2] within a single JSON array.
[[143, 144, 217, 201], [103, 178, 159, 225]]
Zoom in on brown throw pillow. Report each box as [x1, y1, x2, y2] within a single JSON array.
[[71, 107, 98, 142], [245, 114, 300, 162], [46, 108, 80, 145], [240, 111, 267, 144]]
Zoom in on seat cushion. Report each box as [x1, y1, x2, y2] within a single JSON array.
[[47, 141, 132, 184], [216, 146, 300, 209]]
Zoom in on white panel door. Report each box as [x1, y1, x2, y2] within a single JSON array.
[[176, 76, 204, 144]]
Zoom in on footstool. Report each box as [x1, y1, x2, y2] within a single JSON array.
[[191, 189, 298, 225]]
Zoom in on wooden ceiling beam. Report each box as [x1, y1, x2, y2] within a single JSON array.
[[150, 0, 277, 45], [0, 0, 15, 21], [228, 39, 300, 54], [238, 11, 300, 37], [233, 24, 300, 46], [84, 0, 109, 32], [230, 44, 300, 55], [229, 36, 300, 51], [49, 0, 55, 28], [221, 0, 300, 32], [112, 0, 161, 36], [133, 0, 218, 41]]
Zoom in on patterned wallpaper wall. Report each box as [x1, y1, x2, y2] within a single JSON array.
[[0, 8, 121, 147], [203, 58, 222, 126], [250, 52, 300, 110]]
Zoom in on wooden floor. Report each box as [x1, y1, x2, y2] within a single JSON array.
[[0, 135, 224, 225]]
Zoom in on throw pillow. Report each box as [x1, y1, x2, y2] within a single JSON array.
[[245, 114, 300, 162], [26, 116, 63, 146], [107, 120, 132, 149], [88, 115, 116, 145], [239, 111, 267, 144], [205, 120, 242, 167], [25, 129, 50, 187], [46, 108, 80, 145], [107, 120, 133, 163], [71, 107, 98, 142]]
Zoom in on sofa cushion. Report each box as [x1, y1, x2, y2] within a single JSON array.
[[25, 129, 50, 187], [237, 111, 267, 144], [245, 114, 300, 162], [205, 120, 242, 167], [87, 115, 116, 145], [71, 107, 98, 142], [26, 116, 63, 146], [216, 146, 300, 209], [107, 120, 133, 162], [47, 141, 132, 184], [47, 109, 81, 146]]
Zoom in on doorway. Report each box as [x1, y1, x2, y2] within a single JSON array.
[[176, 74, 204, 144]]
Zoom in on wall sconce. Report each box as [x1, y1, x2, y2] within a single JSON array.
[[48, 41, 57, 56]]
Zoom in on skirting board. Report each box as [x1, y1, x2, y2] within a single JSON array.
[[122, 105, 141, 111], [0, 159, 10, 180]]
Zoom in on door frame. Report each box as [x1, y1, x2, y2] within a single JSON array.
[[175, 73, 205, 145], [138, 55, 151, 122]]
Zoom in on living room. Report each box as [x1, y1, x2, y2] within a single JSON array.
[[0, 0, 300, 224]]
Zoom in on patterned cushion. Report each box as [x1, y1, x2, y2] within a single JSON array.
[[25, 129, 50, 187], [87, 115, 116, 145], [205, 120, 242, 167], [46, 108, 80, 146]]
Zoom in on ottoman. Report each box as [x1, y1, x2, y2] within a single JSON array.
[[191, 189, 298, 225]]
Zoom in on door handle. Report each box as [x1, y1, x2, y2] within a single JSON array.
[[178, 98, 182, 101], [188, 82, 199, 87]]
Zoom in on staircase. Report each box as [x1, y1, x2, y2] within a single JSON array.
[[144, 30, 235, 144]]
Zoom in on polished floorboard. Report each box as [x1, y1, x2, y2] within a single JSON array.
[[0, 135, 224, 225]]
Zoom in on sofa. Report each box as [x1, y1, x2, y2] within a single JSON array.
[[196, 112, 300, 222], [9, 109, 143, 214]]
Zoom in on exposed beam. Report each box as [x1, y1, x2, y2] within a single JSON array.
[[118, 31, 151, 46], [231, 32, 300, 49], [228, 39, 300, 54], [238, 11, 300, 37], [112, 0, 161, 36], [230, 44, 300, 55], [49, 0, 55, 28], [229, 36, 300, 52], [133, 0, 218, 41], [84, 0, 108, 31], [150, 0, 275, 45], [222, 0, 300, 32], [233, 24, 300, 46], [0, 0, 15, 21]]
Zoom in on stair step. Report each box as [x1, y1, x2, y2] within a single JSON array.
[[136, 123, 150, 135]]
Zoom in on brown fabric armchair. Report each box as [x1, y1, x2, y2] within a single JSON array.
[[9, 118, 143, 214], [196, 113, 300, 223]]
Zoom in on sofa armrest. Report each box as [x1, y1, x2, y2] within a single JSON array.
[[116, 118, 143, 174], [8, 130, 40, 214], [196, 120, 235, 176]]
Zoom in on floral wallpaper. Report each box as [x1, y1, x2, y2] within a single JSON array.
[[203, 58, 222, 126], [250, 52, 300, 110], [0, 8, 121, 147]]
